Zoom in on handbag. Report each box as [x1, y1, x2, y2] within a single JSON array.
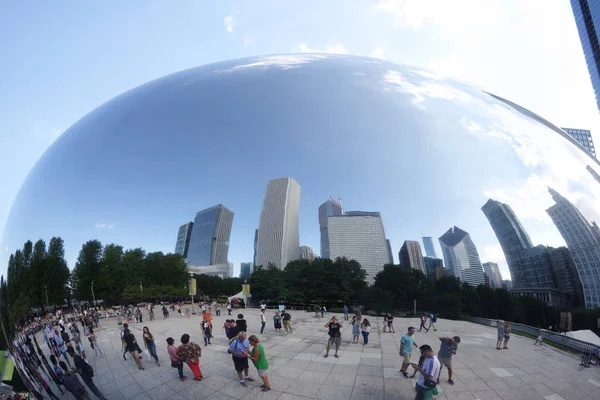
[[423, 378, 437, 389]]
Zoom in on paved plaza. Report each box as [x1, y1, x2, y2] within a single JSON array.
[[38, 309, 600, 399]]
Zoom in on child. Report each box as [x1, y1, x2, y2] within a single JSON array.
[[361, 319, 371, 345], [351, 316, 360, 344], [202, 320, 212, 346], [534, 328, 543, 345]]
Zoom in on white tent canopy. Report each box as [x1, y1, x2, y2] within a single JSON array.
[[228, 291, 245, 302]]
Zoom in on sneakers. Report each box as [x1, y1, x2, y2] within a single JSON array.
[[448, 379, 454, 385]]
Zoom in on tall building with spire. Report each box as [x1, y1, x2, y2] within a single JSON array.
[[256, 177, 301, 269], [439, 226, 486, 287], [547, 187, 600, 308], [318, 197, 344, 258]]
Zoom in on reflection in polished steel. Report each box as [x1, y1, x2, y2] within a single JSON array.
[[3, 54, 600, 305]]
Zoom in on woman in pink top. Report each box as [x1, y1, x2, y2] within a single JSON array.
[[167, 337, 186, 381]]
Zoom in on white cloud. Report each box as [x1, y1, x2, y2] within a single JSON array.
[[95, 223, 115, 229], [224, 15, 237, 33], [369, 47, 385, 59]]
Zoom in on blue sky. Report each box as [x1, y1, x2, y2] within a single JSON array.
[[1, 0, 599, 278]]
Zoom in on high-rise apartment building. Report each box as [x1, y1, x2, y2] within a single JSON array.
[[399, 240, 425, 274], [423, 256, 444, 279], [175, 222, 193, 258], [570, 0, 600, 114], [187, 205, 234, 266], [240, 262, 252, 279], [547, 187, 600, 308], [422, 237, 438, 258], [562, 128, 596, 157], [327, 211, 389, 283], [256, 177, 301, 269], [318, 197, 344, 258], [482, 262, 503, 289], [386, 239, 394, 264], [439, 226, 486, 287], [547, 247, 585, 307], [300, 246, 316, 261]]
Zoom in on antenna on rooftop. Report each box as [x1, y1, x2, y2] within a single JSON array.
[[338, 188, 344, 214]]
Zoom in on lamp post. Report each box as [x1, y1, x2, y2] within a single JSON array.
[[91, 281, 96, 308]]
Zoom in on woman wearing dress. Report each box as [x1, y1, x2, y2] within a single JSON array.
[[142, 326, 161, 366]]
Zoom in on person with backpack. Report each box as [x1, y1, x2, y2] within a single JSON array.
[[67, 345, 105, 400], [282, 311, 293, 333]]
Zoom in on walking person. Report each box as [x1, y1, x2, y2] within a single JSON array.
[[496, 320, 505, 350], [167, 337, 187, 382], [227, 303, 232, 316], [260, 310, 266, 334], [399, 326, 419, 378], [248, 335, 271, 392], [273, 312, 282, 332], [202, 319, 212, 346], [437, 336, 460, 385], [31, 366, 61, 400], [343, 305, 349, 321], [178, 334, 203, 381], [54, 329, 72, 368], [387, 313, 395, 333], [59, 361, 90, 400], [351, 316, 360, 344], [123, 328, 145, 370], [282, 310, 293, 333], [361, 318, 371, 345], [411, 345, 441, 400], [324, 316, 343, 358], [138, 307, 143, 323], [236, 314, 247, 333], [227, 331, 254, 387], [143, 326, 161, 366], [503, 323, 511, 350], [67, 346, 106, 400], [429, 314, 438, 331], [534, 328, 543, 345], [87, 328, 106, 359], [419, 315, 429, 333], [49, 354, 66, 394]]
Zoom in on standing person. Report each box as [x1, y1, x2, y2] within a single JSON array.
[[142, 327, 161, 366], [343, 305, 349, 321], [227, 303, 232, 316], [273, 312, 282, 332], [282, 310, 293, 333], [138, 307, 143, 323], [167, 337, 187, 382], [399, 326, 419, 378], [503, 323, 511, 350], [72, 331, 87, 361], [411, 345, 441, 400], [419, 315, 429, 333], [361, 319, 371, 345], [383, 314, 389, 333], [535, 328, 543, 345], [31, 366, 61, 400], [228, 331, 254, 387], [162, 305, 169, 319], [351, 316, 360, 344], [121, 323, 129, 360], [87, 328, 105, 359], [248, 335, 271, 392], [66, 346, 106, 400], [496, 320, 505, 350], [437, 336, 460, 385], [54, 330, 72, 368], [201, 319, 212, 346], [429, 314, 438, 331], [123, 328, 145, 370], [236, 314, 247, 333], [149, 305, 155, 321], [324, 316, 343, 358], [260, 302, 266, 312], [177, 334, 203, 381], [320, 305, 325, 318], [260, 310, 266, 334], [59, 360, 90, 400], [134, 308, 139, 323], [49, 354, 65, 391], [387, 313, 395, 333], [177, 305, 183, 318]]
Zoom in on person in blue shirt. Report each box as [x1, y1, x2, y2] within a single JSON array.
[[399, 326, 419, 377], [227, 331, 255, 387], [343, 305, 349, 321]]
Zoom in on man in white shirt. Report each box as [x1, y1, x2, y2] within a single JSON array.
[[411, 345, 441, 400], [260, 303, 266, 311]]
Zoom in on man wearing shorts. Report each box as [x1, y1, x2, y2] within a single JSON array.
[[324, 316, 343, 358], [227, 331, 254, 387], [400, 326, 419, 377], [437, 336, 460, 385]]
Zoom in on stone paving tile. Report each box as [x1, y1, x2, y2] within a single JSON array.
[[30, 309, 600, 399]]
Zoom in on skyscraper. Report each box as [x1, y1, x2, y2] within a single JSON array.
[[386, 239, 394, 264], [256, 177, 301, 269], [300, 246, 316, 261], [562, 128, 596, 157], [240, 262, 252, 279], [423, 256, 444, 279], [422, 237, 438, 258], [481, 199, 534, 288], [399, 240, 425, 274], [318, 197, 344, 258], [187, 205, 234, 266], [547, 187, 600, 308], [482, 262, 503, 289], [570, 0, 600, 113], [175, 222, 193, 258], [327, 211, 389, 283], [439, 226, 486, 287], [547, 246, 585, 307]]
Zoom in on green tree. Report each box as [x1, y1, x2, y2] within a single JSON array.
[[249, 265, 284, 301], [27, 239, 47, 309], [98, 244, 125, 301], [122, 248, 146, 287], [71, 240, 103, 302], [364, 286, 393, 314], [44, 237, 70, 307]]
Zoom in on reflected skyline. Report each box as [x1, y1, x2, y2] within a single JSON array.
[[2, 54, 600, 280]]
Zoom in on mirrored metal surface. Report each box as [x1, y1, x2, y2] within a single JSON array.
[[3, 54, 600, 304]]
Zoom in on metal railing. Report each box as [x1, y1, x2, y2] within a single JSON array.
[[466, 316, 600, 354]]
